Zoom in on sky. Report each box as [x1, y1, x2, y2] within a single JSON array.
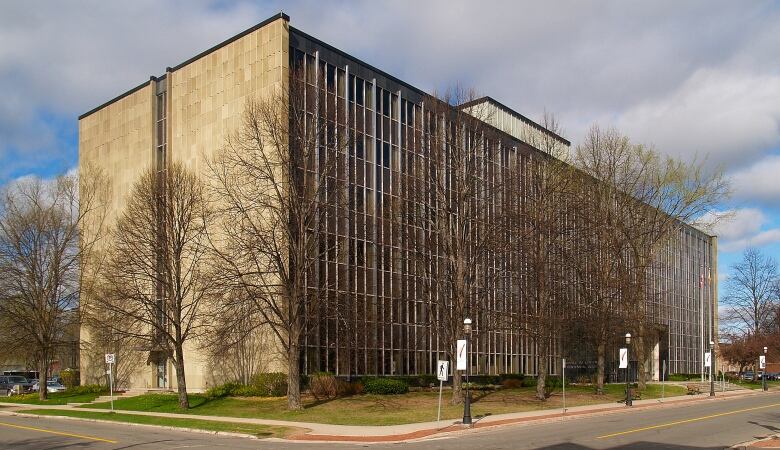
[[1, 0, 779, 299]]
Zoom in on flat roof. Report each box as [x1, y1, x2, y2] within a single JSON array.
[[460, 96, 571, 146]]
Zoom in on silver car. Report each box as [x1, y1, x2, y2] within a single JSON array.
[[32, 380, 67, 393]]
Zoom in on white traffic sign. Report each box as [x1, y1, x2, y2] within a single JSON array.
[[437, 360, 449, 381], [456, 340, 467, 371], [704, 352, 711, 368], [562, 358, 566, 369], [619, 348, 628, 369], [105, 353, 115, 364], [760, 355, 766, 369]]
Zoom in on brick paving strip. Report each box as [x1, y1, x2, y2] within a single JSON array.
[[732, 434, 780, 449], [0, 389, 764, 443]]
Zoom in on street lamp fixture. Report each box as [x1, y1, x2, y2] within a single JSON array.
[[709, 341, 715, 397], [763, 346, 768, 392], [463, 318, 473, 425], [625, 333, 632, 407]]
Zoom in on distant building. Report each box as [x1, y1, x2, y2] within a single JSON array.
[[79, 13, 717, 391]]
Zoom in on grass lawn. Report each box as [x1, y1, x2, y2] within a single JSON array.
[[730, 380, 780, 390], [1, 390, 106, 405], [82, 384, 687, 426], [22, 409, 294, 438]]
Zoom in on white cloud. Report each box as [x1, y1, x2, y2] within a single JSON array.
[[2, 0, 780, 183], [614, 69, 780, 166], [698, 208, 766, 241], [698, 208, 780, 253], [719, 229, 780, 253], [731, 154, 780, 207]]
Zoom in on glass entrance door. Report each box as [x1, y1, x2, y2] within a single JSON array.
[[156, 360, 167, 388]]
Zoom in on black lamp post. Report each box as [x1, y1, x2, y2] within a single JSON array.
[[763, 346, 768, 392], [709, 341, 715, 397], [625, 333, 632, 407], [463, 318, 473, 425]]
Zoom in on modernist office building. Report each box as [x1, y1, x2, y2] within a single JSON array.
[[79, 13, 717, 390]]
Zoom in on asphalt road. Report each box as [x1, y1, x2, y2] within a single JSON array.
[[0, 392, 777, 449], [397, 392, 780, 450]]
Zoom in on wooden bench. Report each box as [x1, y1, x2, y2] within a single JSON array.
[[686, 384, 702, 395]]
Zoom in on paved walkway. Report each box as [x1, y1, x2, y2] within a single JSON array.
[[0, 388, 762, 443]]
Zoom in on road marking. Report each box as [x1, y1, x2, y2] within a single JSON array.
[[596, 401, 780, 439], [0, 420, 118, 443]]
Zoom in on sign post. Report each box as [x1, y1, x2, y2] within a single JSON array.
[[620, 345, 630, 406], [562, 358, 566, 415], [105, 353, 115, 412], [661, 360, 666, 401], [760, 352, 767, 392], [436, 360, 449, 423]]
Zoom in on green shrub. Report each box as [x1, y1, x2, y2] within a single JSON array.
[[362, 378, 409, 395], [250, 372, 287, 397], [205, 382, 241, 399], [309, 372, 338, 399], [521, 376, 537, 387], [546, 376, 564, 389], [499, 373, 525, 381], [668, 373, 701, 382], [60, 369, 79, 389]]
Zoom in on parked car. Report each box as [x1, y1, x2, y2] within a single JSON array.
[[32, 380, 66, 393], [0, 376, 33, 396], [741, 371, 755, 381]]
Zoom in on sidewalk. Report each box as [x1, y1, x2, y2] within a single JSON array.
[[0, 389, 764, 443]]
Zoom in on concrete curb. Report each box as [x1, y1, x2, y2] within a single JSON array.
[[0, 409, 276, 441]]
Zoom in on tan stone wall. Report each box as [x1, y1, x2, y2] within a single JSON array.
[[166, 17, 289, 391], [169, 17, 289, 172], [80, 17, 290, 392], [78, 82, 156, 389]]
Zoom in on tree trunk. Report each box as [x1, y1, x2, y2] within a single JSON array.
[[536, 341, 549, 401], [635, 323, 647, 390], [173, 347, 189, 410], [451, 366, 463, 405], [596, 341, 606, 395], [287, 342, 302, 410], [38, 355, 48, 401]]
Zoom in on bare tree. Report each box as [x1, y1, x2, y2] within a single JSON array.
[[97, 162, 215, 409], [0, 168, 107, 400], [505, 112, 573, 400], [81, 300, 146, 388], [202, 290, 277, 385], [207, 69, 345, 410], [723, 248, 778, 337], [572, 125, 728, 391], [407, 87, 504, 404]]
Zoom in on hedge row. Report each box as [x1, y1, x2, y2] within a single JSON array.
[[205, 372, 287, 399], [206, 372, 576, 400]]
